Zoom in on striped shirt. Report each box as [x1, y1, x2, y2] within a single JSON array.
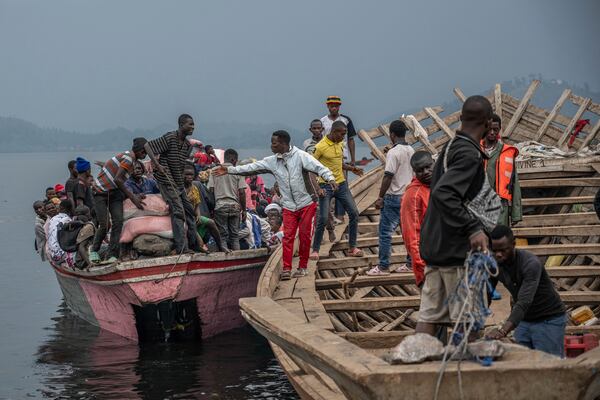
[[93, 152, 135, 193], [148, 131, 192, 189]]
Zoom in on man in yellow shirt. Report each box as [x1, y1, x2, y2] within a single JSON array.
[[311, 121, 364, 259]]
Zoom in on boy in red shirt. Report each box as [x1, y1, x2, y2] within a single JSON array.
[[400, 151, 433, 286]]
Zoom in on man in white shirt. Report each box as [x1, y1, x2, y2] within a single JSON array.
[[367, 120, 415, 276]]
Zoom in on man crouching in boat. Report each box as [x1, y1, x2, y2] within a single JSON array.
[[486, 225, 567, 357], [213, 130, 336, 280]]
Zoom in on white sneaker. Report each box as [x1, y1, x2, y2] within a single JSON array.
[[366, 265, 390, 276]]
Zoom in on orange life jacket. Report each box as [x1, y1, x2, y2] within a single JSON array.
[[481, 141, 519, 202]]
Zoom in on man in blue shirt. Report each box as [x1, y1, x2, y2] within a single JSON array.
[[125, 161, 160, 195]]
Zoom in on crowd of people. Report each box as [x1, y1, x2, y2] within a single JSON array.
[[33, 94, 600, 357]]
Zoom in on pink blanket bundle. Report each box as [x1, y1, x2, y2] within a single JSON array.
[[123, 194, 169, 220], [120, 216, 173, 243]]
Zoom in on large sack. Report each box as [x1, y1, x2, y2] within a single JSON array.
[[133, 234, 173, 257], [123, 194, 170, 220], [120, 216, 173, 243]]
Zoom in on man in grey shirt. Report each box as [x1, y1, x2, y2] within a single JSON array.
[[208, 149, 247, 251]]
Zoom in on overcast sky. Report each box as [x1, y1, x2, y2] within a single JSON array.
[[1, 0, 598, 133]]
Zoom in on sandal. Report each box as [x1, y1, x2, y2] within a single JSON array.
[[348, 247, 364, 257]]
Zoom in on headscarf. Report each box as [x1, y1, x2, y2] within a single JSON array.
[[75, 157, 91, 173]]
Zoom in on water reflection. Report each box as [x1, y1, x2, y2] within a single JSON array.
[[35, 303, 298, 399]]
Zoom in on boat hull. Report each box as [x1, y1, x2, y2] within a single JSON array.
[[51, 250, 270, 341]]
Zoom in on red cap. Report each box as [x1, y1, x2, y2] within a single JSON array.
[[54, 184, 65, 193]]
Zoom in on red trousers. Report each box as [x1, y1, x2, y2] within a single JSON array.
[[282, 202, 317, 270]]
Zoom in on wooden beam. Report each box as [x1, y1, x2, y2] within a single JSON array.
[[535, 89, 572, 141], [424, 107, 455, 139], [357, 129, 386, 163], [558, 97, 592, 149], [546, 266, 600, 278], [519, 177, 600, 188], [513, 224, 600, 237], [339, 330, 412, 349], [322, 296, 421, 312], [519, 212, 597, 227], [402, 116, 438, 154], [521, 196, 596, 206], [503, 80, 540, 139], [331, 235, 403, 251], [317, 253, 406, 270], [358, 221, 380, 234], [519, 243, 600, 256], [315, 273, 415, 290], [494, 84, 502, 116], [579, 118, 600, 151], [571, 93, 600, 115], [560, 291, 600, 305], [453, 88, 466, 102]]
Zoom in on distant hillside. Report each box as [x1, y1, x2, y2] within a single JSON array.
[[0, 119, 302, 153]]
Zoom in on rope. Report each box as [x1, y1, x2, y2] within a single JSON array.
[[433, 251, 498, 400]]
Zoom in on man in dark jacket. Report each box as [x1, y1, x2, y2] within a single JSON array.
[[595, 187, 600, 221], [486, 225, 567, 357], [416, 95, 493, 336]]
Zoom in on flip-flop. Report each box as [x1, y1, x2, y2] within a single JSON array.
[[348, 248, 364, 257]]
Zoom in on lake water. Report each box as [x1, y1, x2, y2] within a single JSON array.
[[0, 145, 376, 399], [0, 151, 298, 399]]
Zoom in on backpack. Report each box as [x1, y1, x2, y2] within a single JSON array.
[[443, 136, 501, 232], [57, 220, 85, 252]]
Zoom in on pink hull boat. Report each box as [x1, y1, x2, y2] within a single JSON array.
[[49, 249, 271, 342]]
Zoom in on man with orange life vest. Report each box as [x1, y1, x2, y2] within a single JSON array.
[[481, 113, 522, 226]]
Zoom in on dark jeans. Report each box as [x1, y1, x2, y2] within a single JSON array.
[[214, 203, 241, 251], [157, 181, 200, 253], [92, 190, 124, 258], [312, 181, 359, 252], [514, 313, 567, 357]]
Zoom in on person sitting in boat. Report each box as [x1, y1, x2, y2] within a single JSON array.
[[486, 225, 567, 357], [71, 205, 97, 269], [212, 130, 336, 280], [125, 160, 160, 195], [194, 169, 215, 217], [246, 174, 266, 211], [266, 213, 284, 246], [208, 149, 247, 251], [194, 144, 220, 171], [239, 211, 271, 250], [183, 163, 228, 253], [89, 138, 148, 263], [33, 200, 47, 261], [45, 187, 60, 206], [416, 96, 494, 338], [367, 120, 414, 276], [402, 151, 434, 286], [264, 202, 282, 220], [310, 121, 364, 261], [54, 184, 67, 201], [144, 114, 201, 255], [481, 113, 522, 226], [45, 199, 74, 266]]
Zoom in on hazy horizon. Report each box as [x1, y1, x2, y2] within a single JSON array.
[[1, 0, 599, 134]]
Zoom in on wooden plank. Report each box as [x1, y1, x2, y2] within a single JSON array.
[[519, 212, 597, 227], [424, 107, 455, 139], [322, 296, 421, 312], [571, 93, 600, 115], [579, 118, 600, 151], [357, 129, 386, 163], [453, 87, 466, 102], [560, 291, 600, 305], [535, 89, 572, 141], [331, 235, 403, 251], [402, 116, 438, 154], [519, 243, 600, 256], [317, 253, 407, 270], [558, 97, 592, 149], [315, 273, 415, 290], [513, 224, 600, 237], [519, 177, 600, 188], [503, 80, 540, 139], [339, 330, 413, 349], [358, 221, 380, 234], [546, 266, 600, 278], [494, 83, 502, 116], [521, 196, 595, 206]]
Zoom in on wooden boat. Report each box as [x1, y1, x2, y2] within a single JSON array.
[[51, 248, 270, 342], [240, 80, 600, 399]]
